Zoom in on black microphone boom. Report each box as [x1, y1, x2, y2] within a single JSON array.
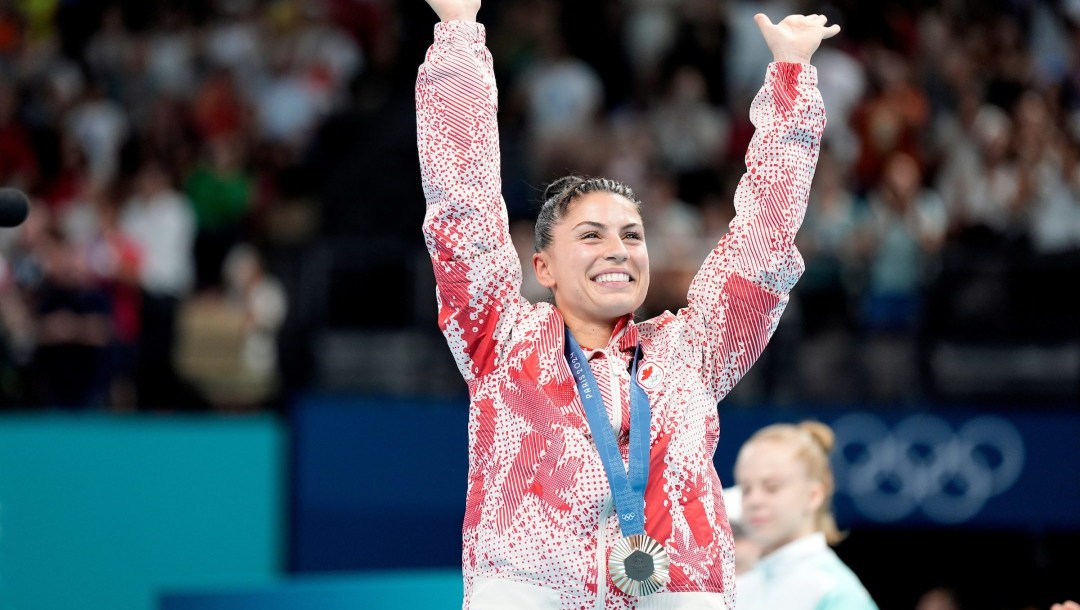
[[0, 188, 30, 228]]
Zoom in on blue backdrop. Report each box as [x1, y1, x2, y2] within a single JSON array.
[[290, 395, 1080, 572]]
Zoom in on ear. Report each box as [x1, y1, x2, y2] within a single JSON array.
[[805, 480, 826, 514], [533, 251, 556, 289]]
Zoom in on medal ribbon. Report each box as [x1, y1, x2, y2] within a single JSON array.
[[565, 329, 650, 538]]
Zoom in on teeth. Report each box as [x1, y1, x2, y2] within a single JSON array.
[[595, 273, 630, 283]]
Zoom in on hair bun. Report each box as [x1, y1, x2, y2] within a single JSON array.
[[542, 175, 586, 203], [799, 420, 836, 453]]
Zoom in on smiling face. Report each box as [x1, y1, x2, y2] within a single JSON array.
[[733, 439, 824, 557], [532, 191, 650, 337]]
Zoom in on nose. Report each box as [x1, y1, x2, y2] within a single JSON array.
[[604, 239, 629, 263], [740, 487, 759, 509]]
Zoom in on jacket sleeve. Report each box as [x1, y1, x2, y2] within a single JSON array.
[[680, 62, 826, 401], [416, 21, 525, 383]]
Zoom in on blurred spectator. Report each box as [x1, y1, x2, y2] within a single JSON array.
[[138, 95, 199, 179], [855, 152, 946, 400], [622, 0, 679, 97], [509, 218, 550, 305], [792, 149, 862, 401], [84, 6, 138, 108], [65, 82, 128, 187], [638, 169, 703, 316], [223, 243, 286, 386], [0, 6, 25, 58], [650, 66, 730, 176], [0, 81, 38, 192], [914, 586, 962, 610], [146, 8, 198, 101], [175, 243, 286, 410], [192, 68, 249, 142], [936, 104, 1021, 239], [83, 185, 142, 410], [518, 20, 604, 178], [1029, 134, 1080, 254], [857, 151, 947, 334], [659, 0, 729, 107], [725, 0, 790, 104], [121, 157, 196, 409], [812, 43, 866, 170], [203, 1, 264, 90], [850, 49, 930, 193], [521, 31, 602, 138], [27, 227, 112, 408], [796, 149, 861, 337], [185, 135, 253, 291], [251, 0, 364, 153], [290, 1, 364, 105], [254, 50, 327, 148]]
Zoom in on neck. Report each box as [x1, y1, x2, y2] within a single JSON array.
[[563, 314, 619, 350], [759, 526, 818, 558]]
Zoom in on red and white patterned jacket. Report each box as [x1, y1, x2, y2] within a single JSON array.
[[417, 21, 825, 610]]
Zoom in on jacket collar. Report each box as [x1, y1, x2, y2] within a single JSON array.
[[612, 314, 639, 354]]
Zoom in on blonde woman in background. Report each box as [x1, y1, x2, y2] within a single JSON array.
[[733, 421, 878, 610]]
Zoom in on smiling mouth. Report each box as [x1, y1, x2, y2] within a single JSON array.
[[593, 272, 632, 284]]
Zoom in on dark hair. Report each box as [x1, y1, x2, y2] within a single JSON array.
[[534, 175, 642, 252]]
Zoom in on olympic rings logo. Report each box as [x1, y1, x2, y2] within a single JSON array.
[[831, 413, 1025, 524]]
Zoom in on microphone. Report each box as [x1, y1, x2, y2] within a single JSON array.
[[0, 188, 30, 228]]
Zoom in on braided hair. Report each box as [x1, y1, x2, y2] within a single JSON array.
[[534, 175, 642, 252]]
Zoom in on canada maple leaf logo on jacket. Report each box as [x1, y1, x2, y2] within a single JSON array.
[[637, 363, 663, 390]]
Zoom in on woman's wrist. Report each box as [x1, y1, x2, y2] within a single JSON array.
[[772, 53, 811, 64], [440, 12, 478, 23]]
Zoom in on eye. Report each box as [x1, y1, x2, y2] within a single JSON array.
[[580, 231, 601, 240], [623, 231, 643, 241]]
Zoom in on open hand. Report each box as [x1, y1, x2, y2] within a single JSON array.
[[425, 0, 480, 23], [755, 14, 841, 65]]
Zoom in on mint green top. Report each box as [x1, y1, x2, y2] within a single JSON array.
[[736, 533, 879, 610]]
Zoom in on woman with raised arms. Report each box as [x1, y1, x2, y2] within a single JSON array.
[[416, 1, 839, 607]]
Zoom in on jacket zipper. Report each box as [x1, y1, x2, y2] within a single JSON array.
[[596, 349, 625, 609]]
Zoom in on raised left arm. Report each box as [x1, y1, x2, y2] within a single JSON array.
[[680, 14, 839, 400]]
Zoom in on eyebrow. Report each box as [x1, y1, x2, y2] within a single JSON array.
[[572, 221, 643, 231]]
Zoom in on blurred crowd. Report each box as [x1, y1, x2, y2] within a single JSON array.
[[0, 0, 1078, 411], [0, 0, 336, 410], [497, 0, 1080, 406]]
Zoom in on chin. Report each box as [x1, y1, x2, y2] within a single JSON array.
[[598, 301, 642, 320]]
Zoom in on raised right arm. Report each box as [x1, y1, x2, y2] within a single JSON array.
[[417, 12, 524, 383]]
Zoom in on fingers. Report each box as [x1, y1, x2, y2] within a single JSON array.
[[758, 13, 840, 34], [788, 14, 835, 29], [754, 13, 773, 31], [758, 12, 839, 63]]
